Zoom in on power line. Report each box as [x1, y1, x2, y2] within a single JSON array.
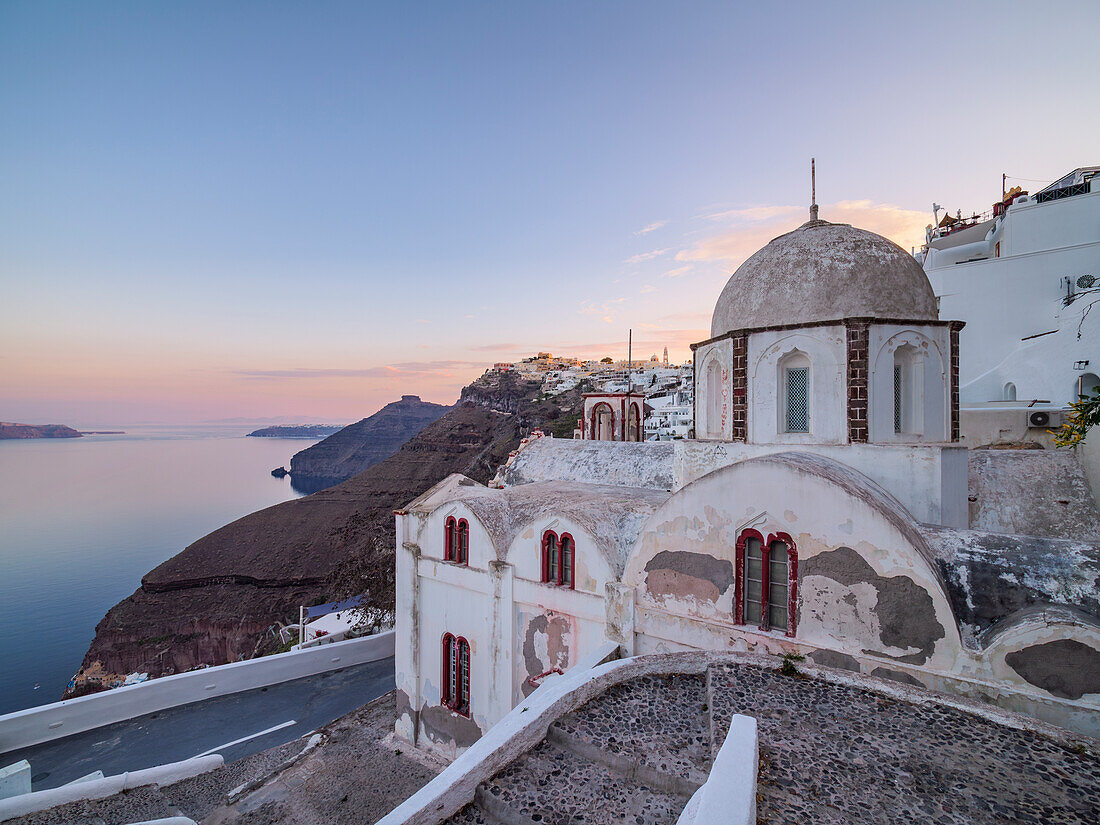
[[1004, 174, 1054, 185]]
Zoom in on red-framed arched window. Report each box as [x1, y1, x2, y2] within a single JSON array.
[[456, 519, 469, 565], [541, 530, 575, 588], [441, 633, 470, 715], [444, 516, 469, 565], [734, 529, 797, 636]]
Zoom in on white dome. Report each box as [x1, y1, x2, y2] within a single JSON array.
[[710, 219, 938, 337]]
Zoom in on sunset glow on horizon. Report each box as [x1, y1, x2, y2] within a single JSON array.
[[3, 2, 1098, 425]]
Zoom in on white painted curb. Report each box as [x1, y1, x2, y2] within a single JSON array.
[[0, 755, 223, 822], [678, 715, 757, 825], [0, 630, 394, 752]]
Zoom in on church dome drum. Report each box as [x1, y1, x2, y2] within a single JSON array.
[[710, 219, 939, 337]]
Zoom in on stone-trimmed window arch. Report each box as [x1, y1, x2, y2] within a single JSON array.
[[734, 528, 797, 636], [705, 356, 724, 438], [441, 633, 470, 715], [893, 343, 924, 435], [777, 350, 811, 434]]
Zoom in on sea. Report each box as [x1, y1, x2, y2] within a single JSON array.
[[0, 425, 310, 716]]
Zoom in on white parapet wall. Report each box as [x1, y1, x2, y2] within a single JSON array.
[[0, 630, 395, 753], [675, 715, 758, 825], [0, 755, 222, 822]]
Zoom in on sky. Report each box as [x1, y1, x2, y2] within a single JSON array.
[[2, 1, 1098, 425]]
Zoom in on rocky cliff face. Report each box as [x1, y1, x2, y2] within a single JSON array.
[[289, 396, 452, 494], [0, 422, 82, 439], [76, 373, 583, 684]]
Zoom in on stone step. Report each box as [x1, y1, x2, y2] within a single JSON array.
[[551, 673, 710, 787], [480, 739, 687, 825]]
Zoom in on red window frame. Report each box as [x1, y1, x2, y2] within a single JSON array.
[[444, 516, 469, 565], [734, 529, 797, 637], [540, 530, 575, 588], [441, 632, 470, 716], [456, 519, 469, 565]]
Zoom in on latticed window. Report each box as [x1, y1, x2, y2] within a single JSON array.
[[785, 366, 809, 432], [442, 633, 470, 715], [737, 530, 797, 636], [894, 364, 903, 433]]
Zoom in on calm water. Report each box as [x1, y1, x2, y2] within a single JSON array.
[[0, 426, 307, 715]]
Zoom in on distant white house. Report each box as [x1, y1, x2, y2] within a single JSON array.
[[919, 166, 1100, 408]]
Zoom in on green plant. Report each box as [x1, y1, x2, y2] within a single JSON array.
[[1052, 388, 1100, 447], [779, 650, 805, 677]]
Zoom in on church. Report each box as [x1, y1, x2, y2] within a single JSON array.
[[392, 207, 1100, 759]]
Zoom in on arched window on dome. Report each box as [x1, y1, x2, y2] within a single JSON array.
[[735, 529, 797, 636], [1003, 382, 1017, 402], [893, 344, 924, 435], [778, 351, 811, 434], [705, 358, 723, 438]]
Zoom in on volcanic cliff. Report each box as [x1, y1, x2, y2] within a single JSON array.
[[75, 371, 583, 682], [289, 395, 452, 494]]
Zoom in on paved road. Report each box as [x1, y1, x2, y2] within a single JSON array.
[[0, 657, 395, 792]]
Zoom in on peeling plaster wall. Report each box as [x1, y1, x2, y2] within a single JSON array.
[[967, 449, 1100, 540], [694, 338, 733, 440], [623, 456, 963, 678], [747, 325, 847, 445], [497, 439, 675, 491], [673, 439, 968, 528]]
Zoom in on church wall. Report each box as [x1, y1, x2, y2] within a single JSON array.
[[623, 460, 963, 678], [505, 516, 616, 706], [867, 324, 951, 443], [746, 326, 847, 444], [621, 459, 1100, 735], [693, 339, 732, 440], [672, 439, 968, 528], [396, 503, 502, 760]]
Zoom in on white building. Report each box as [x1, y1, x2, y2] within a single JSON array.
[[393, 208, 1100, 760], [920, 167, 1100, 409]]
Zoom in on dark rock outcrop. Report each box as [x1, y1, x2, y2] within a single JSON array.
[[77, 373, 583, 681], [247, 425, 345, 438], [289, 396, 452, 494], [0, 422, 82, 439]]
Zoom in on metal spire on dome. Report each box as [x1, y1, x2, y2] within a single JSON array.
[[810, 158, 819, 222]]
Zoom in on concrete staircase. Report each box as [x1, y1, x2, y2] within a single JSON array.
[[444, 674, 710, 825]]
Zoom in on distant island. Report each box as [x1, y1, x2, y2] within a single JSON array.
[[246, 424, 345, 439], [0, 422, 83, 439]]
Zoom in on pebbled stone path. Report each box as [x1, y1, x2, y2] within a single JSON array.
[[552, 673, 710, 786], [709, 662, 1100, 825]]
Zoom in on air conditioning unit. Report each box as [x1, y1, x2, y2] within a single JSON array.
[[1026, 410, 1063, 429]]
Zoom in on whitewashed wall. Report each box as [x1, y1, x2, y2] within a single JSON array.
[[747, 325, 846, 445], [694, 338, 733, 441], [868, 324, 950, 443]]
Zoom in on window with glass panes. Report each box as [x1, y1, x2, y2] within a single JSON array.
[[737, 530, 796, 636]]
